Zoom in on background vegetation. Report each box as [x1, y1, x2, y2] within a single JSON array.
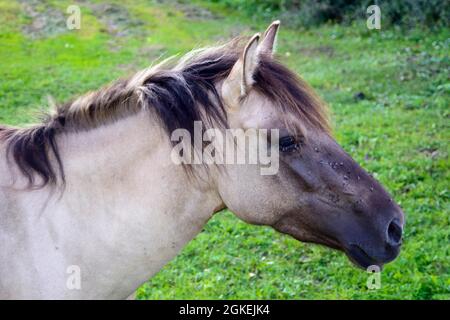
[[216, 0, 450, 29], [0, 0, 448, 299]]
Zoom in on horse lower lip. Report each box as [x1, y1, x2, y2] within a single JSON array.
[[346, 245, 379, 269]]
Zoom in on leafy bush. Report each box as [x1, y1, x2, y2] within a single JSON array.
[[212, 0, 449, 29]]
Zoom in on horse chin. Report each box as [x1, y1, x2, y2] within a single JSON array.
[[272, 219, 388, 270], [273, 224, 384, 270], [344, 245, 384, 270], [308, 238, 385, 270]]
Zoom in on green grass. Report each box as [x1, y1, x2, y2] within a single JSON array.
[[0, 0, 448, 299]]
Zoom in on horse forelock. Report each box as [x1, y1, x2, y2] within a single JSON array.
[[0, 37, 330, 187]]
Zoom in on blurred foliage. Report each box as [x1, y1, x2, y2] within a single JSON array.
[[212, 0, 450, 29]]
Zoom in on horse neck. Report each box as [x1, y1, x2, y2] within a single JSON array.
[[1, 110, 224, 298], [57, 108, 224, 238]]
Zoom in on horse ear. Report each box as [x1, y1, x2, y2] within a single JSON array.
[[222, 33, 260, 108], [241, 33, 260, 92], [259, 20, 280, 56]]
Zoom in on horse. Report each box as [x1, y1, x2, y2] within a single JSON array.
[[0, 21, 404, 299]]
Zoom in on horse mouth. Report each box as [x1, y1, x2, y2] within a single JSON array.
[[345, 244, 381, 269]]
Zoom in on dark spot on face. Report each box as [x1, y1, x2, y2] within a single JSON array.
[[329, 162, 339, 170]]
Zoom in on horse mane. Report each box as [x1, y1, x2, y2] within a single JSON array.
[[0, 37, 330, 187]]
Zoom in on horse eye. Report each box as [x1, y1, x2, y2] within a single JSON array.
[[279, 136, 300, 152]]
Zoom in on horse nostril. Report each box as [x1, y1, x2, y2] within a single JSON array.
[[387, 219, 402, 246]]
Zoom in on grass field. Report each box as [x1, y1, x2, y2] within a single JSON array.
[[0, 0, 448, 299]]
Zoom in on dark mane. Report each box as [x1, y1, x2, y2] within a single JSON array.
[[0, 38, 329, 187]]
